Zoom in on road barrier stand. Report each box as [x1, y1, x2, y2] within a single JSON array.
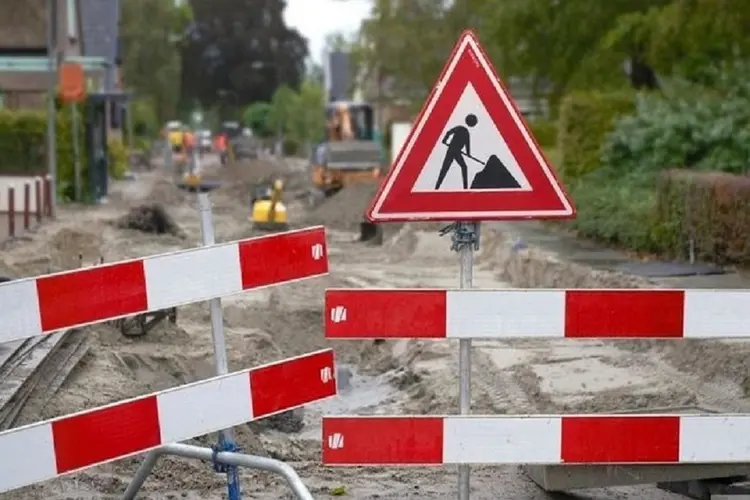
[[0, 198, 332, 500], [322, 225, 750, 499]]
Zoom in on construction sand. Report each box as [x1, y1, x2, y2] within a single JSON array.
[[1, 155, 749, 499]]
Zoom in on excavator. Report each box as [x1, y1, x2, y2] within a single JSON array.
[[250, 178, 288, 231], [310, 101, 383, 242]]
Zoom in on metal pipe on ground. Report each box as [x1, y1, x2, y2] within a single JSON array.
[[121, 444, 314, 500]]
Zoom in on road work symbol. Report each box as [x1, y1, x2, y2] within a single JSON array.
[[328, 433, 345, 449], [436, 113, 521, 191]]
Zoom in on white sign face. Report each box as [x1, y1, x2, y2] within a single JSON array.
[[411, 83, 530, 193]]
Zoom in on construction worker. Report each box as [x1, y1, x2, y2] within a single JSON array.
[[216, 133, 228, 165], [183, 127, 195, 154]]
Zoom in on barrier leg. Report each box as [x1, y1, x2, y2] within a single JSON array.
[[23, 182, 30, 230], [8, 187, 15, 238], [35, 178, 42, 224], [198, 192, 242, 500], [121, 444, 314, 500], [121, 450, 162, 499]]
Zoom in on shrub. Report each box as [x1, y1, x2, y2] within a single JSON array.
[[656, 169, 750, 264], [567, 170, 661, 253], [0, 110, 47, 174], [602, 91, 750, 176], [557, 91, 635, 181], [108, 137, 128, 179], [529, 118, 557, 148]]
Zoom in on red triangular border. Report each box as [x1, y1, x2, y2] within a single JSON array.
[[367, 30, 576, 222]]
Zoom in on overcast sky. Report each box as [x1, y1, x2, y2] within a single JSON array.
[[284, 0, 371, 63]]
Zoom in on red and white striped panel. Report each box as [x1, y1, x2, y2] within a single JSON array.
[[325, 288, 750, 339], [323, 414, 750, 465], [0, 349, 336, 493], [0, 226, 328, 344]]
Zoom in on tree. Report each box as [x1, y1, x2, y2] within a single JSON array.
[[287, 79, 326, 145], [242, 102, 272, 137], [121, 0, 191, 122], [181, 0, 309, 110], [267, 85, 298, 136]]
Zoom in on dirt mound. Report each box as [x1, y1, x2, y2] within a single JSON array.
[[115, 204, 184, 237], [305, 183, 379, 230], [149, 177, 190, 205], [216, 159, 284, 203]]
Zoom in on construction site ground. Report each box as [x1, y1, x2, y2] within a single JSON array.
[[1, 154, 750, 499]]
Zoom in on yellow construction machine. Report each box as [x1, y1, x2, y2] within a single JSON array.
[[310, 101, 383, 243], [309, 101, 383, 203], [250, 179, 288, 231]]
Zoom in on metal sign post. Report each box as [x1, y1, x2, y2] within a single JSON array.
[[440, 221, 480, 500], [198, 192, 242, 500]]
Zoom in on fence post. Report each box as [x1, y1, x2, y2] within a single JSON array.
[[23, 182, 30, 230], [43, 175, 52, 217], [35, 178, 42, 224], [8, 187, 15, 239]]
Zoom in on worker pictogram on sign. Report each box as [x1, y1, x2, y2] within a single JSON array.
[[366, 30, 575, 222]]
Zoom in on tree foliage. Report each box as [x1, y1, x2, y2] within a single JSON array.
[[181, 0, 309, 110], [347, 0, 750, 102], [120, 0, 191, 123]]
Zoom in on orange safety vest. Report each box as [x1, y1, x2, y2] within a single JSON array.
[[184, 132, 195, 148]]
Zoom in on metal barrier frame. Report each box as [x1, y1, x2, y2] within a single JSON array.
[[122, 444, 313, 500]]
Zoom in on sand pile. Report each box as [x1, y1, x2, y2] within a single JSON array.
[[149, 177, 191, 205], [115, 204, 184, 237], [305, 183, 379, 231]]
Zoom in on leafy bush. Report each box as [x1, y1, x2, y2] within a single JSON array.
[[108, 137, 128, 179], [601, 90, 750, 176], [567, 170, 661, 253], [557, 91, 635, 181], [0, 107, 87, 181], [0, 110, 47, 174], [656, 170, 750, 265], [529, 118, 557, 148]]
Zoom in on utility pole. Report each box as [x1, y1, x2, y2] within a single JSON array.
[[46, 0, 58, 216]]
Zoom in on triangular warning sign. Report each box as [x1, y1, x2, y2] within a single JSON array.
[[367, 30, 576, 222]]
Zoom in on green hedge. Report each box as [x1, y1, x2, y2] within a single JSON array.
[[655, 169, 750, 265], [0, 107, 88, 190], [529, 118, 557, 148], [557, 91, 635, 181]]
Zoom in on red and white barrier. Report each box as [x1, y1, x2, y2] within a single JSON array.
[[0, 349, 337, 493], [323, 414, 750, 465], [0, 226, 327, 343], [325, 288, 750, 339]]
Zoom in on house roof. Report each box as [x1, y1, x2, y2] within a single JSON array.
[[0, 0, 46, 49], [79, 0, 119, 62]]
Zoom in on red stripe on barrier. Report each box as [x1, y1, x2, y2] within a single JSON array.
[[323, 417, 444, 465], [561, 416, 680, 463], [238, 227, 328, 289], [250, 349, 336, 418], [565, 290, 685, 338], [52, 396, 160, 473], [36, 261, 147, 332], [325, 290, 447, 338]]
